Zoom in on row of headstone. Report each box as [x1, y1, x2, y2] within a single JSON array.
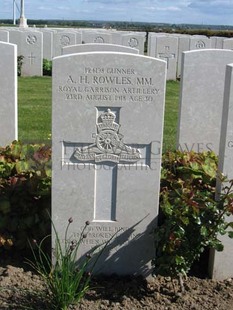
[[0, 28, 146, 76], [1, 27, 233, 79], [147, 33, 233, 80], [1, 38, 233, 279]]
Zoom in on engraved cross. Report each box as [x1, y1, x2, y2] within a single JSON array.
[[63, 107, 150, 222], [158, 46, 175, 69], [28, 52, 36, 65]]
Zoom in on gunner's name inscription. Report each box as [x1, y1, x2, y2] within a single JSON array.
[[58, 66, 160, 102]]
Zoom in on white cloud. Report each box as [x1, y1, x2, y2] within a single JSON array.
[[157, 6, 181, 11]]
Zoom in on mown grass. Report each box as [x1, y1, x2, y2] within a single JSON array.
[[18, 77, 180, 149], [163, 80, 180, 152], [18, 76, 52, 143]]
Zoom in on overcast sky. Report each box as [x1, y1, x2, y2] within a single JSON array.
[[1, 0, 233, 26]]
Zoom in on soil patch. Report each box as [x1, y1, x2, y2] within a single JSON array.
[[0, 256, 233, 310]]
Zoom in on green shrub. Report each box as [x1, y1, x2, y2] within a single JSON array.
[[43, 58, 52, 76], [2, 142, 233, 281], [154, 151, 233, 278], [17, 55, 24, 76], [0, 141, 51, 252]]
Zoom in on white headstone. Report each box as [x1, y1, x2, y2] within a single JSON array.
[[53, 32, 76, 57], [177, 36, 190, 79], [62, 43, 139, 55], [121, 33, 146, 55], [223, 39, 233, 50], [41, 30, 53, 60], [52, 52, 166, 277], [211, 36, 225, 49], [20, 31, 43, 76], [82, 31, 112, 44], [0, 42, 18, 146], [149, 36, 178, 80], [8, 30, 22, 55], [177, 49, 233, 153], [75, 31, 82, 45], [209, 63, 233, 280], [111, 31, 125, 45], [189, 37, 211, 50], [0, 30, 9, 42]]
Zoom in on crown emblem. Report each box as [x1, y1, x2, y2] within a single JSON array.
[[73, 108, 141, 163], [97, 108, 119, 132]]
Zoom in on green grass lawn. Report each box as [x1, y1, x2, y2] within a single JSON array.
[[18, 76, 52, 143], [18, 77, 180, 150], [163, 80, 180, 152]]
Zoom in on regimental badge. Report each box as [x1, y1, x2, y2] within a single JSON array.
[[73, 109, 141, 163]]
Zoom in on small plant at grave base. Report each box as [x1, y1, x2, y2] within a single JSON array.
[[27, 218, 112, 310], [43, 59, 52, 76], [17, 55, 24, 76], [154, 151, 233, 292]]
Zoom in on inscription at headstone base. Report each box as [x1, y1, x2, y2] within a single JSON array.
[[52, 52, 166, 276]]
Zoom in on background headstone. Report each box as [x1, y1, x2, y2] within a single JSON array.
[[177, 49, 233, 153], [53, 32, 76, 57], [177, 35, 190, 79], [211, 36, 225, 49], [189, 36, 211, 50], [82, 30, 112, 44], [209, 64, 233, 280], [0, 30, 9, 42], [41, 29, 53, 60], [8, 30, 22, 55], [223, 39, 233, 50], [62, 43, 139, 55], [0, 42, 17, 146], [20, 31, 43, 76], [149, 36, 178, 80], [121, 32, 146, 55], [52, 52, 166, 277]]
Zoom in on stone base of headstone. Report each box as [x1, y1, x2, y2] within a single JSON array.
[[19, 17, 28, 28]]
